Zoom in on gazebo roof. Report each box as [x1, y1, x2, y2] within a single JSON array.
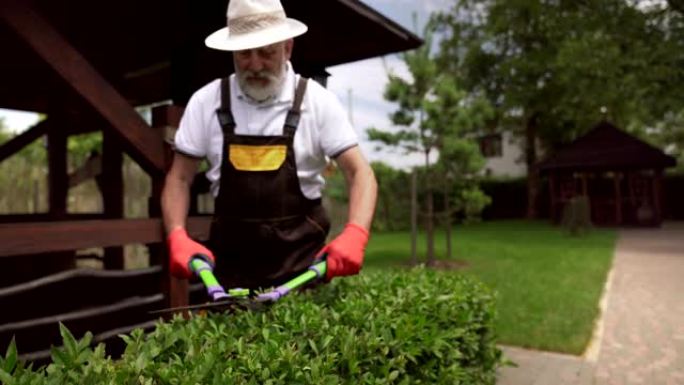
[[538, 121, 677, 172], [0, 0, 422, 111]]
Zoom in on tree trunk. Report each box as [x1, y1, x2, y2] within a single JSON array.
[[426, 190, 435, 265], [410, 169, 418, 265], [383, 196, 392, 231], [376, 173, 392, 231], [381, 180, 392, 231], [444, 181, 452, 259], [424, 151, 435, 265], [525, 114, 540, 219]]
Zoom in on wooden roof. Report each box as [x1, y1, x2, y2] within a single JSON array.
[[0, 0, 422, 111], [538, 121, 677, 172]]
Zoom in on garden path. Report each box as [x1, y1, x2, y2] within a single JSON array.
[[497, 222, 684, 385]]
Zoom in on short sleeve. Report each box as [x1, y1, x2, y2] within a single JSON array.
[[314, 83, 358, 158], [173, 89, 210, 158]]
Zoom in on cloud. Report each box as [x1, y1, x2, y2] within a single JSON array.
[[369, 0, 452, 14], [321, 0, 452, 169], [327, 57, 432, 169], [361, 0, 453, 32]]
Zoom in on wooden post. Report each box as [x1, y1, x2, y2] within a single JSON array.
[[47, 122, 67, 219], [653, 169, 663, 226], [46, 119, 76, 274], [151, 105, 188, 309], [614, 172, 623, 225], [549, 173, 557, 223], [99, 129, 125, 270]]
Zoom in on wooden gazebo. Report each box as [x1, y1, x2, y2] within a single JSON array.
[[0, 0, 421, 362], [539, 121, 677, 227]]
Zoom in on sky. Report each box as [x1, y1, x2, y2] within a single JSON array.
[[326, 0, 453, 168], [0, 0, 452, 168]]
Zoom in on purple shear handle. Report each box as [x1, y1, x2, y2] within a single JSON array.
[[207, 285, 230, 301], [256, 286, 291, 302], [255, 260, 327, 302]]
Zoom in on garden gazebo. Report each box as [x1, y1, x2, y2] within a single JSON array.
[[538, 121, 677, 227], [0, 0, 421, 362]]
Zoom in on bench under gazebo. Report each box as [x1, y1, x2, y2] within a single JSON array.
[[538, 121, 677, 227]]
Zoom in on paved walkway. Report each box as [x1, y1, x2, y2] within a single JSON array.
[[497, 222, 684, 385]]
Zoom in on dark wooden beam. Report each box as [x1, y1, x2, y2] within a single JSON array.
[[0, 213, 106, 223], [0, 120, 48, 164], [653, 170, 663, 226], [149, 104, 187, 309], [0, 0, 166, 175], [99, 130, 124, 269], [614, 172, 623, 225], [47, 123, 67, 219], [580, 173, 588, 196], [549, 173, 557, 223], [0, 217, 211, 257]]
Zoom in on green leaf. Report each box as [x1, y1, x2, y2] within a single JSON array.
[[3, 337, 17, 373], [59, 323, 78, 357], [308, 339, 319, 356], [50, 346, 68, 367], [0, 368, 12, 384]]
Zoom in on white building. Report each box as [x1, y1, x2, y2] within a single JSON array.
[[478, 131, 528, 178]]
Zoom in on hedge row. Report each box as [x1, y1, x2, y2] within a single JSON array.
[[1, 268, 502, 384]]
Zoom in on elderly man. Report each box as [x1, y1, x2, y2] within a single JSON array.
[[161, 0, 377, 289]]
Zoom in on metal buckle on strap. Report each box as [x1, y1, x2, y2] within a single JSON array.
[[284, 111, 300, 129], [216, 108, 235, 128]]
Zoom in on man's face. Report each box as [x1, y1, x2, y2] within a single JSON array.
[[233, 40, 293, 102]]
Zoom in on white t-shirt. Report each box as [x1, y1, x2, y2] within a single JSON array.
[[174, 62, 358, 199]]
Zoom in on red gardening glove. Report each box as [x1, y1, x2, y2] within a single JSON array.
[[167, 227, 215, 279], [318, 223, 369, 280]]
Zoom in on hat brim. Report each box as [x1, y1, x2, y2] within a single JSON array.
[[205, 18, 308, 51]]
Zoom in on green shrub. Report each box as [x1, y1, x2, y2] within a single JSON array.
[[2, 269, 502, 384]]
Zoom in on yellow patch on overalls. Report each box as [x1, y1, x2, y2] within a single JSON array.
[[229, 144, 287, 171]]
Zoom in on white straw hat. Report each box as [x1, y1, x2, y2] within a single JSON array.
[[205, 0, 308, 51]]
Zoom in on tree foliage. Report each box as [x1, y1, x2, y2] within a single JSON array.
[[368, 22, 492, 263], [434, 0, 684, 215]]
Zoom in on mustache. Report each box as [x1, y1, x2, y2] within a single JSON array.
[[240, 70, 278, 81]]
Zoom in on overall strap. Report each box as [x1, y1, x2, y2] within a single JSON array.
[[216, 77, 236, 134], [283, 77, 309, 137]]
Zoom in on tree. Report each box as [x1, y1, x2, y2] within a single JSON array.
[[425, 76, 492, 258], [370, 161, 407, 231], [368, 23, 442, 264], [435, 0, 684, 217], [369, 23, 492, 264]]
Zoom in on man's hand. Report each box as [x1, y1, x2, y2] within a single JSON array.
[[318, 223, 369, 280], [167, 227, 216, 279]]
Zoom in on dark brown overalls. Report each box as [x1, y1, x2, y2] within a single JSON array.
[[209, 76, 330, 289]]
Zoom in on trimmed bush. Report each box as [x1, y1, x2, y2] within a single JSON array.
[[1, 268, 502, 384]]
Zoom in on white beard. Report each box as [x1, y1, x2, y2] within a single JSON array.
[[236, 64, 286, 103]]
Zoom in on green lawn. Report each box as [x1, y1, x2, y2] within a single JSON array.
[[364, 220, 617, 355]]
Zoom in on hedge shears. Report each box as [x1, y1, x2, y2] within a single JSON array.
[[149, 254, 327, 315]]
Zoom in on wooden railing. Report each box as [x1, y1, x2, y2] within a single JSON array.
[[0, 217, 210, 257], [0, 216, 211, 363]]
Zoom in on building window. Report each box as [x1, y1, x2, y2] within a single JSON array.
[[479, 133, 503, 158]]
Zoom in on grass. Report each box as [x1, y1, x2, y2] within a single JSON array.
[[364, 220, 617, 355]]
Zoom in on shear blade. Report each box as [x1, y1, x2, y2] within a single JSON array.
[[149, 298, 264, 315]]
